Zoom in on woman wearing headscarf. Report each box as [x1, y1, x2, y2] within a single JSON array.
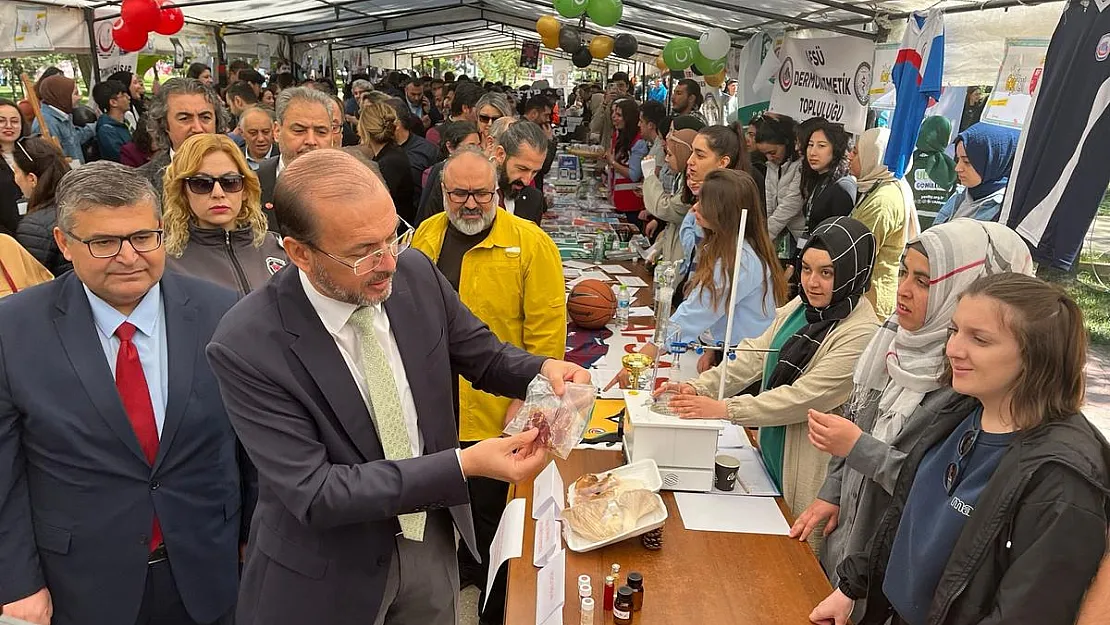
[[660, 216, 881, 550], [642, 124, 697, 266], [849, 127, 919, 318], [790, 220, 1034, 619], [31, 74, 94, 164], [932, 123, 1021, 225]]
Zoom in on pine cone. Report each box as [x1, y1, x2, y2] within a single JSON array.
[[641, 525, 664, 550]]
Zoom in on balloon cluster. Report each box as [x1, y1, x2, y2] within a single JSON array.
[[112, 0, 184, 53], [657, 27, 730, 87], [536, 0, 638, 69]]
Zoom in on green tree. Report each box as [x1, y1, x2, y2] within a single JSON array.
[[473, 49, 524, 84]]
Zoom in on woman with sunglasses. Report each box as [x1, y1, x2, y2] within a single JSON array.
[[162, 134, 286, 296], [14, 137, 73, 276], [0, 98, 26, 236], [811, 273, 1110, 625], [474, 92, 512, 148]]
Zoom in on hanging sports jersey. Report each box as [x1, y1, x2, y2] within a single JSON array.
[[883, 9, 945, 179], [1001, 0, 1110, 271]]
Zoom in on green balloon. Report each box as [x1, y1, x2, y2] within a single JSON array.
[[554, 0, 589, 18], [663, 37, 698, 71], [587, 0, 622, 27], [694, 51, 726, 76]]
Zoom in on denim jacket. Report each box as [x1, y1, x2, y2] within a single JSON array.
[[32, 104, 94, 164]]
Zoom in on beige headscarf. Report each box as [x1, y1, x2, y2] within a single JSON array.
[[854, 127, 896, 194]]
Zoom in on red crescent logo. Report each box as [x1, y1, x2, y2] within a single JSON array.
[[97, 21, 115, 54]]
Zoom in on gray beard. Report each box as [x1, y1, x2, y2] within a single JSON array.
[[310, 262, 394, 306], [448, 208, 495, 236]]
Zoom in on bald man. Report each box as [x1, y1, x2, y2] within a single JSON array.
[[237, 106, 278, 170], [205, 149, 589, 625], [411, 149, 565, 622]]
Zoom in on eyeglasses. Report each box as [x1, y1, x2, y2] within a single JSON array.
[[479, 113, 502, 124], [65, 229, 164, 259], [310, 218, 414, 275], [444, 188, 496, 205], [943, 426, 981, 496], [184, 174, 245, 195]]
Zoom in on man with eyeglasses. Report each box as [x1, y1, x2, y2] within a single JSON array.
[[206, 149, 587, 625], [0, 162, 249, 625], [411, 147, 563, 625], [255, 87, 334, 229]]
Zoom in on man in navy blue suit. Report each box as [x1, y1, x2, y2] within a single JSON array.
[[0, 161, 249, 625]]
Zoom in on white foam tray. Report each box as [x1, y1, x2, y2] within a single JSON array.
[[562, 458, 668, 553]]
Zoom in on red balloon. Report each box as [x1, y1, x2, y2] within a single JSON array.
[[121, 0, 161, 33], [111, 17, 149, 52], [155, 2, 185, 36]]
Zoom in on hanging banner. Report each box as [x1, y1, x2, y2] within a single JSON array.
[[770, 35, 876, 134], [257, 43, 271, 72], [15, 4, 51, 50], [868, 43, 899, 107], [980, 38, 1049, 128], [731, 31, 774, 124]]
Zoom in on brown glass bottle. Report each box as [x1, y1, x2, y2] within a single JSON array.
[[627, 571, 644, 611], [613, 586, 634, 624]]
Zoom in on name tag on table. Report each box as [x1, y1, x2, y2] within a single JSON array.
[[535, 548, 566, 625], [533, 501, 562, 568], [532, 461, 565, 519]]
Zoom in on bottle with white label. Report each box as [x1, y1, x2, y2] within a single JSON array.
[[613, 586, 634, 624], [616, 285, 630, 327]]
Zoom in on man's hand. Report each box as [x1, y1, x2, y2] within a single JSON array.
[[3, 587, 53, 625], [790, 498, 840, 542], [503, 398, 525, 428], [540, 359, 591, 396], [644, 220, 659, 237], [696, 351, 717, 374], [459, 429, 549, 483], [809, 589, 854, 625], [807, 410, 863, 458]]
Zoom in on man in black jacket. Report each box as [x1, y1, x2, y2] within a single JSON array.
[[136, 78, 229, 199]]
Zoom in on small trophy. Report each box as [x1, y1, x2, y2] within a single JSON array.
[[621, 353, 654, 393]]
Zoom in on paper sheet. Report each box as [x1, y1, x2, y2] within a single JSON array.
[[599, 264, 631, 274], [532, 461, 565, 519], [711, 445, 781, 497], [674, 492, 791, 535], [485, 498, 526, 610], [563, 267, 580, 279], [616, 275, 649, 287], [533, 502, 562, 568], [628, 305, 654, 318], [564, 260, 594, 270], [589, 367, 623, 399], [718, 424, 751, 449], [535, 549, 566, 625]]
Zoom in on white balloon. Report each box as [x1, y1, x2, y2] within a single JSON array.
[[698, 27, 730, 60]]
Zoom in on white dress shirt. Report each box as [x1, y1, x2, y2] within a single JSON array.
[[298, 270, 423, 457]]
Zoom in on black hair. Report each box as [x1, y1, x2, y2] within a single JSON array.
[[799, 118, 851, 199], [753, 114, 799, 161], [226, 81, 259, 105], [612, 99, 640, 162], [273, 72, 295, 90], [92, 80, 128, 112], [403, 76, 425, 89], [611, 71, 630, 85], [439, 120, 479, 159], [186, 62, 210, 80], [443, 71, 456, 82], [639, 100, 668, 136], [11, 136, 70, 213], [451, 81, 483, 116], [238, 69, 264, 86], [457, 74, 470, 82], [698, 125, 744, 171], [676, 79, 703, 108], [131, 114, 154, 155], [523, 94, 552, 115], [228, 60, 251, 73]]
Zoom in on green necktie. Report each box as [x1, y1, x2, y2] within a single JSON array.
[[349, 306, 426, 541]]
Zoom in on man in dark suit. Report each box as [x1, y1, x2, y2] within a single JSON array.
[[255, 86, 335, 229], [206, 149, 587, 625], [0, 162, 249, 625], [136, 78, 229, 199]]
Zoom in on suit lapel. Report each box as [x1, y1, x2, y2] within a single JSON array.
[[153, 274, 196, 472], [52, 274, 148, 465], [382, 275, 443, 454], [279, 268, 384, 461]]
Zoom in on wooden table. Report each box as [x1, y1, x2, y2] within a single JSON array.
[[504, 450, 833, 624]]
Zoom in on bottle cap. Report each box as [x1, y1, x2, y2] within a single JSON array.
[[617, 585, 633, 597], [627, 571, 643, 585], [582, 597, 595, 610], [579, 583, 591, 597], [578, 574, 591, 586], [605, 575, 615, 585]]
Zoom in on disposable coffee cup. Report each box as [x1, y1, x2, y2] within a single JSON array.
[[714, 454, 740, 492]]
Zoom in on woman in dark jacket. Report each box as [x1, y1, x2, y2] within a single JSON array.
[[0, 98, 26, 236], [810, 273, 1110, 625], [162, 134, 286, 297], [353, 100, 415, 224], [800, 118, 855, 238], [13, 137, 72, 276]]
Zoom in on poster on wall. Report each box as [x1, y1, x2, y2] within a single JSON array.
[[258, 43, 271, 72], [14, 5, 51, 50], [868, 43, 899, 106], [981, 38, 1049, 128], [520, 41, 540, 70], [769, 35, 876, 134]]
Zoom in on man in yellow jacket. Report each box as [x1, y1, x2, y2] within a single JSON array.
[[411, 147, 565, 625]]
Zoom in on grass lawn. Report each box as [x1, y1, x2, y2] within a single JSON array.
[[1057, 271, 1110, 346]]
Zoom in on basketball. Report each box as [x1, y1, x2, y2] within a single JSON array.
[[567, 279, 617, 329]]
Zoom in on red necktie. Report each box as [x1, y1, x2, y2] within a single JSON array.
[[114, 321, 162, 552]]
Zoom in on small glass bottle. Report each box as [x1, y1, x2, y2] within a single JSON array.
[[612, 586, 634, 624], [579, 582, 592, 599], [627, 571, 644, 611], [610, 563, 621, 585], [602, 575, 615, 611], [580, 596, 595, 625]]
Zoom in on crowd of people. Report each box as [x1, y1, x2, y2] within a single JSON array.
[[0, 61, 1106, 625]]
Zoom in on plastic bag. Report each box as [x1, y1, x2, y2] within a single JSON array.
[[504, 374, 596, 459]]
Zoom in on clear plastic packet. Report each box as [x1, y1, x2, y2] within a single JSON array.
[[503, 374, 597, 459]]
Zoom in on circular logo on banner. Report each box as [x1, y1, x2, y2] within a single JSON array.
[[778, 57, 794, 92], [854, 61, 873, 106], [1097, 33, 1110, 62]]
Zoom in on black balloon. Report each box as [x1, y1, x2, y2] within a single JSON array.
[[572, 47, 593, 68], [614, 33, 638, 59], [560, 26, 582, 53], [691, 63, 703, 76], [669, 70, 685, 80]]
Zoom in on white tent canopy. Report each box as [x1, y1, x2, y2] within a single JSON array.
[[1, 0, 1067, 85]]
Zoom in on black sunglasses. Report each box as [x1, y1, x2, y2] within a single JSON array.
[[479, 113, 502, 124], [184, 174, 245, 195], [943, 426, 981, 496]]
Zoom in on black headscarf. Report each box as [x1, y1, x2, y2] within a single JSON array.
[[766, 216, 875, 389]]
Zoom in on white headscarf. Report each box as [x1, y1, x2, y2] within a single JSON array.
[[851, 219, 1035, 442]]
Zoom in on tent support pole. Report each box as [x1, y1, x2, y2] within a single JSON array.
[[84, 8, 101, 84], [215, 26, 228, 89]]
